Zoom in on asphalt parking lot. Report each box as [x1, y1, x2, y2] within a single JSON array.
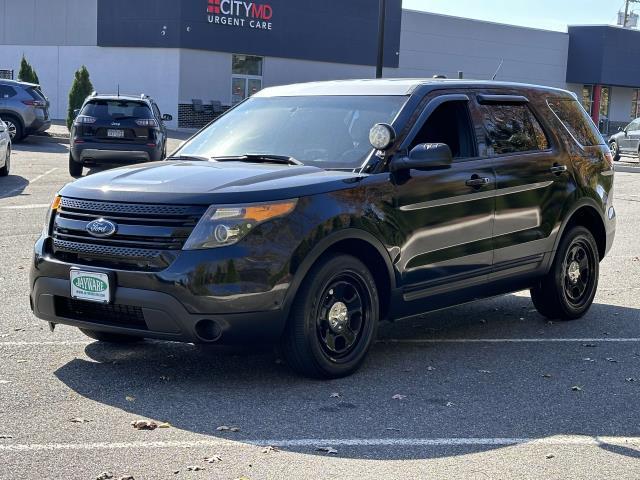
[[1, 137, 640, 479]]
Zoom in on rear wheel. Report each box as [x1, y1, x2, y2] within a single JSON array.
[[531, 226, 599, 320], [79, 328, 144, 343], [68, 153, 83, 177], [4, 116, 22, 143], [609, 141, 620, 161], [0, 146, 9, 176], [281, 254, 379, 379]]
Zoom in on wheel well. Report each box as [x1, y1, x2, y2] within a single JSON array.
[[322, 238, 393, 320], [1, 112, 22, 127], [565, 206, 606, 260]]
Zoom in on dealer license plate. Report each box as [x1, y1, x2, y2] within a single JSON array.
[[107, 129, 125, 138], [70, 270, 111, 303]]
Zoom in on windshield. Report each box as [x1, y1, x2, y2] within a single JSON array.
[[177, 95, 407, 169]]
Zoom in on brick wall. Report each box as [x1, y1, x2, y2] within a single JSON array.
[[178, 104, 229, 128]]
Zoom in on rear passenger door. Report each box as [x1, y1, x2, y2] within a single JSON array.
[[472, 94, 572, 278]]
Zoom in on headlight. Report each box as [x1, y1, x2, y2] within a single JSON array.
[[183, 199, 298, 250], [43, 195, 61, 236]]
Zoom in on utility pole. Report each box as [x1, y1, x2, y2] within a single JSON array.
[[375, 0, 386, 78], [623, 0, 640, 27]]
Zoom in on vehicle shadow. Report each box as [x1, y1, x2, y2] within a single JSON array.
[[53, 294, 640, 460], [0, 174, 29, 199], [15, 138, 69, 155]]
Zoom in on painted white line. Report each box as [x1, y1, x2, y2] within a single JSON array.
[[0, 341, 91, 347], [0, 436, 639, 452], [1, 204, 49, 210], [382, 338, 640, 344], [28, 168, 57, 185]]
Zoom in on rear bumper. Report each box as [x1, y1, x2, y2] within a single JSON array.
[[26, 118, 51, 134], [30, 276, 286, 344], [71, 142, 161, 164]]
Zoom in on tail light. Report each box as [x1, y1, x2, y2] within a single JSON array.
[[135, 118, 158, 127], [75, 115, 97, 125], [22, 100, 47, 107]]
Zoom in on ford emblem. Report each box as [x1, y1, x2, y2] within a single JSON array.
[[86, 219, 117, 238]]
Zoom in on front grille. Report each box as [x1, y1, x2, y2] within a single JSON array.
[[51, 197, 206, 270], [54, 296, 147, 329]]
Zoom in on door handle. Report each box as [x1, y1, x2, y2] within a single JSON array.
[[465, 176, 491, 187], [550, 164, 567, 174]]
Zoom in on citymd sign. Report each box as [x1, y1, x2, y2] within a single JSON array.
[[207, 0, 273, 30]]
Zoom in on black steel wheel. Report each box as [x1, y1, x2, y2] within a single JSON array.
[[531, 226, 599, 320], [281, 254, 379, 379]]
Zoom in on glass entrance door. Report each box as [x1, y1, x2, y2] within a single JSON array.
[[232, 76, 262, 104]]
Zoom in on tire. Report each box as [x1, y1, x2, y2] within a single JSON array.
[[609, 141, 620, 162], [531, 226, 599, 320], [69, 153, 83, 177], [0, 147, 9, 177], [4, 116, 22, 143], [79, 328, 144, 343], [281, 254, 379, 379]]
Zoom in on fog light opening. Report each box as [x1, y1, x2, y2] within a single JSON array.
[[195, 319, 223, 342]]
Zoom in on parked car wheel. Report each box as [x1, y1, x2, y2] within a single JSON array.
[[0, 146, 9, 177], [79, 328, 144, 343], [3, 116, 22, 143], [531, 226, 599, 320], [69, 153, 83, 177], [609, 140, 620, 161], [281, 254, 379, 379]]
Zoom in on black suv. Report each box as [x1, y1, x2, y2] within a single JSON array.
[[69, 93, 172, 177], [31, 80, 616, 378]]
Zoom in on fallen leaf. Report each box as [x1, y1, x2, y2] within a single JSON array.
[[158, 422, 171, 429], [131, 420, 158, 430], [0, 434, 13, 439], [392, 394, 406, 400], [478, 370, 492, 374], [262, 446, 279, 453], [445, 401, 455, 407], [204, 455, 222, 463], [316, 446, 338, 454], [329, 392, 341, 398], [216, 425, 240, 432], [546, 454, 555, 459], [70, 417, 91, 424], [125, 396, 135, 402], [571, 385, 583, 392], [96, 473, 114, 480], [186, 466, 204, 471]]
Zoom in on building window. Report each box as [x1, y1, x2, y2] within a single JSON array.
[[599, 86, 610, 119], [231, 54, 263, 105], [632, 89, 640, 119], [581, 85, 593, 115]]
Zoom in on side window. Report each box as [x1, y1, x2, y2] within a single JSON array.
[[0, 86, 17, 99], [547, 98, 604, 147], [152, 103, 161, 120], [478, 103, 549, 156], [628, 119, 640, 131], [409, 100, 477, 159]]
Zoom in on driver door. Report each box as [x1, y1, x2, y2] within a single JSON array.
[[391, 94, 496, 310], [619, 120, 639, 153]]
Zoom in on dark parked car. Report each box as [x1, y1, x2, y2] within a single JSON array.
[[0, 79, 51, 142], [608, 117, 640, 161], [30, 79, 615, 378], [69, 93, 173, 177]]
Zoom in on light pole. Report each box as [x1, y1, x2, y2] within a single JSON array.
[[375, 0, 386, 78]]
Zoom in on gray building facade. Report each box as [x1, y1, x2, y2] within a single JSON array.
[[0, 0, 629, 132]]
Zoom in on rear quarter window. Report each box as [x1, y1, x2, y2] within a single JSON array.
[[547, 98, 604, 147], [82, 100, 152, 120]]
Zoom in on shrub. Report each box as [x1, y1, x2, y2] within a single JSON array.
[[67, 66, 94, 130], [18, 55, 40, 84]]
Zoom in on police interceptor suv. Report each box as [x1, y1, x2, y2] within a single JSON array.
[[69, 93, 172, 177], [31, 79, 616, 379]]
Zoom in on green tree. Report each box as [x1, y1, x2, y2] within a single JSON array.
[[18, 55, 40, 84], [67, 66, 94, 130]]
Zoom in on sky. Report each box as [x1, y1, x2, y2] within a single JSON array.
[[402, 0, 628, 32]]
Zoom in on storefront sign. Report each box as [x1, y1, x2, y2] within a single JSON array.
[[207, 0, 273, 30]]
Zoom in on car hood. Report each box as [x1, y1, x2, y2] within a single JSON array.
[[59, 160, 366, 204]]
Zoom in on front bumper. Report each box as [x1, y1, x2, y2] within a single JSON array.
[[29, 237, 291, 344], [71, 141, 161, 164]]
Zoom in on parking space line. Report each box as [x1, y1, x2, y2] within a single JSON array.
[[382, 338, 640, 344], [0, 341, 91, 346], [27, 168, 58, 185], [0, 168, 58, 198], [1, 204, 50, 210], [0, 436, 638, 452]]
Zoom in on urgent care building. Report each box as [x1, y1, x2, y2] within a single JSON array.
[[0, 0, 634, 132]]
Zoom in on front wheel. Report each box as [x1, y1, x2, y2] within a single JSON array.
[[79, 328, 144, 343], [281, 254, 379, 379], [69, 154, 83, 177], [531, 226, 599, 320], [609, 141, 620, 161]]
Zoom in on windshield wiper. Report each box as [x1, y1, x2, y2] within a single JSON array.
[[211, 154, 303, 166], [166, 154, 211, 162]]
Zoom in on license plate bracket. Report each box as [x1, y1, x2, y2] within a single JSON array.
[[70, 269, 112, 304], [107, 129, 125, 138]]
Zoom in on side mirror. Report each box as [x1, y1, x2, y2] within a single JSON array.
[[618, 126, 623, 132], [73, 109, 80, 118], [390, 143, 453, 172], [162, 114, 173, 122]]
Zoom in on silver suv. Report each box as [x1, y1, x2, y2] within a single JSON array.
[[0, 79, 51, 142]]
